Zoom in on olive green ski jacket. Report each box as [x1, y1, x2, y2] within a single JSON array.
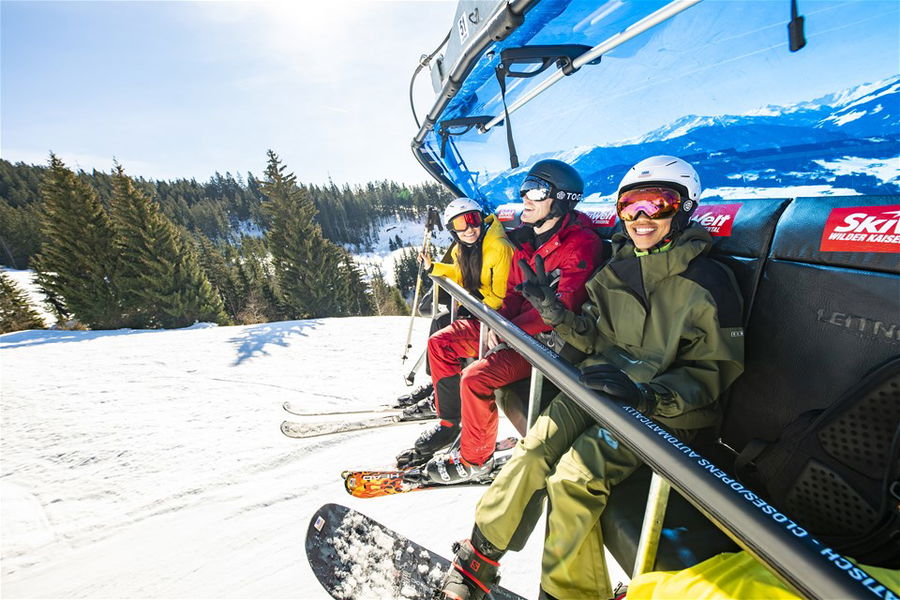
[[553, 223, 745, 431]]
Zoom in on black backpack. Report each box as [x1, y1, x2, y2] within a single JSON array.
[[735, 358, 900, 567]]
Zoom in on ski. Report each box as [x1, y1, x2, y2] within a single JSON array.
[[282, 400, 397, 417], [342, 437, 518, 499], [306, 502, 526, 600], [280, 413, 434, 439]]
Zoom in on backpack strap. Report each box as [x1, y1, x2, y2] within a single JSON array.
[[733, 438, 770, 485]]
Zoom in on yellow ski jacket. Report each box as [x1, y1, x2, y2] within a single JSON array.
[[430, 214, 514, 309]]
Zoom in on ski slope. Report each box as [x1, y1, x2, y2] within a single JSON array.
[[0, 316, 626, 599]]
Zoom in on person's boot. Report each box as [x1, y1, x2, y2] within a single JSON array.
[[399, 394, 437, 421], [425, 449, 494, 485], [395, 420, 459, 468], [440, 528, 504, 600], [394, 383, 433, 408]]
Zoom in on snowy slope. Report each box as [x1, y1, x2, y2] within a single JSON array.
[[0, 318, 626, 599]]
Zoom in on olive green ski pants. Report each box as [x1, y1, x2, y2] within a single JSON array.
[[474, 393, 643, 600]]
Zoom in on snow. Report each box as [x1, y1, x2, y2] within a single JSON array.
[[351, 216, 453, 286], [0, 314, 627, 598], [828, 109, 867, 126], [812, 156, 900, 186], [702, 184, 862, 200]]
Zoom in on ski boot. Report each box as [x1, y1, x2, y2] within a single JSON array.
[[439, 528, 504, 600], [425, 450, 494, 485], [396, 420, 459, 468], [394, 383, 433, 408], [399, 394, 437, 422]]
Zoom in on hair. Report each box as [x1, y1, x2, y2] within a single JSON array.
[[458, 235, 485, 297]]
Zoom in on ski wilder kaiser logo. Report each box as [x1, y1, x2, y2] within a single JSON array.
[[820, 205, 900, 253], [690, 203, 742, 237]]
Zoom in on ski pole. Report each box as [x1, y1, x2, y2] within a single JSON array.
[[402, 207, 442, 362], [404, 349, 426, 386]]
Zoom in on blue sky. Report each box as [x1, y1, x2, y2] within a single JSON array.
[[1, 1, 458, 185]]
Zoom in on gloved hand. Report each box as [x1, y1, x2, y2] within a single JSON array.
[[579, 364, 656, 413], [516, 255, 567, 326]]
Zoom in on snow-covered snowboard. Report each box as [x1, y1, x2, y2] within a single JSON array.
[[306, 503, 526, 600]]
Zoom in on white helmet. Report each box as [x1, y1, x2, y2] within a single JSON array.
[[617, 155, 701, 231], [443, 197, 482, 229], [618, 155, 701, 201]]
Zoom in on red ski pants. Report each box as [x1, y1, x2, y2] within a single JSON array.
[[428, 318, 532, 464]]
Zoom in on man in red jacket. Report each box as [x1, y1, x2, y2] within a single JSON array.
[[418, 159, 605, 484]]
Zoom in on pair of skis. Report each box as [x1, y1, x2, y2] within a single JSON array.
[[280, 400, 435, 440]]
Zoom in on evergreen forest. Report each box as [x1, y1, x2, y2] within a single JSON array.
[[0, 155, 452, 331]]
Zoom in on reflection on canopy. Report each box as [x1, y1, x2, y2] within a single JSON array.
[[420, 0, 900, 208]]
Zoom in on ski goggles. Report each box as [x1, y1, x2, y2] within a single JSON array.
[[519, 176, 553, 202], [448, 211, 483, 232], [616, 186, 683, 221]]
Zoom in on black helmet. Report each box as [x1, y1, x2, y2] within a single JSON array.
[[519, 159, 584, 226]]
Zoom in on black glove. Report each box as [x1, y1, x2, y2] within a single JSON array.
[[579, 364, 656, 413], [516, 255, 567, 326]]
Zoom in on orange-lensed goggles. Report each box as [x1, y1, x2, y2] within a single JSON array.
[[449, 211, 483, 232], [616, 187, 683, 221]]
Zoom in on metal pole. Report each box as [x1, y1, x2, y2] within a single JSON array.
[[632, 473, 673, 577], [526, 369, 544, 428], [432, 275, 891, 600]]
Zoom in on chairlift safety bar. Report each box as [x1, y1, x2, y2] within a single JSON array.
[[432, 274, 891, 600]]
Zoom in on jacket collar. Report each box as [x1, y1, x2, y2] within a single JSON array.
[[606, 223, 713, 306], [509, 211, 592, 254]]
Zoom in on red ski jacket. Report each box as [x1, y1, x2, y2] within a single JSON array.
[[498, 211, 606, 336]]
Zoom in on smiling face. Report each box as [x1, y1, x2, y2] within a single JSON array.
[[520, 195, 553, 225], [456, 223, 482, 244], [625, 214, 674, 250]]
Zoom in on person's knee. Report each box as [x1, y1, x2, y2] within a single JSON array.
[[460, 362, 497, 399]]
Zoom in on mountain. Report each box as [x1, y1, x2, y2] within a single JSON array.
[[479, 76, 900, 204]]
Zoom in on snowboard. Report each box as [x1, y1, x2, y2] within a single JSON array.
[[306, 502, 526, 600], [342, 437, 518, 498]]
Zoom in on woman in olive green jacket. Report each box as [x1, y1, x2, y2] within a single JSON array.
[[438, 156, 745, 600]]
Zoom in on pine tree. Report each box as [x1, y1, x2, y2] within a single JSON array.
[[0, 271, 46, 333], [335, 251, 374, 316], [110, 164, 227, 328], [192, 233, 243, 320], [260, 151, 371, 319], [33, 154, 123, 329], [368, 266, 409, 316]]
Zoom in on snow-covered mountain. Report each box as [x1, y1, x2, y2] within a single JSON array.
[[4, 317, 617, 598], [480, 76, 900, 205]]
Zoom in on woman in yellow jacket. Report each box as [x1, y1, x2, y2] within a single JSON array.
[[424, 198, 513, 310], [396, 197, 514, 468]]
